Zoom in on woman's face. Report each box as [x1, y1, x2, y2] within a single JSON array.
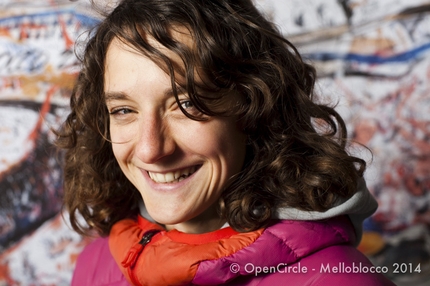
[[104, 37, 247, 233]]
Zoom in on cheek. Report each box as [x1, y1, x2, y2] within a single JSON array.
[[191, 120, 246, 167], [179, 123, 226, 156], [110, 130, 124, 161], [111, 143, 135, 184], [109, 123, 140, 163], [111, 143, 126, 167], [109, 123, 137, 144], [221, 123, 247, 172]]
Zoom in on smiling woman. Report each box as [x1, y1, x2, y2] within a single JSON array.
[[104, 37, 246, 233], [55, 0, 395, 285]]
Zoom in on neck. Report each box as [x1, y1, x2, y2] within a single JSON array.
[[165, 205, 226, 234]]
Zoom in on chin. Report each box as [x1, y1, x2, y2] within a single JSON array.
[[150, 211, 187, 225]]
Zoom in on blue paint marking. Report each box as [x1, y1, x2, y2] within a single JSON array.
[[304, 41, 430, 64]]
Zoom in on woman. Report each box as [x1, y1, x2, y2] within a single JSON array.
[[57, 0, 395, 285]]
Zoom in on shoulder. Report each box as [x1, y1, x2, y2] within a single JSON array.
[[236, 240, 395, 285], [72, 237, 128, 286], [291, 244, 395, 285], [230, 218, 395, 285]]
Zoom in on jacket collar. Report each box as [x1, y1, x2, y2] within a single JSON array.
[[192, 216, 355, 284], [110, 215, 355, 285]]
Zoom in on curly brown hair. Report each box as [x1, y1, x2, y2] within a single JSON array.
[[56, 0, 366, 236]]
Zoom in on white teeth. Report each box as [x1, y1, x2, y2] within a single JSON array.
[[165, 172, 174, 182], [148, 166, 197, 183]]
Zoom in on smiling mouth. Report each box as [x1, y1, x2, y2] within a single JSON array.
[[148, 166, 199, 183]]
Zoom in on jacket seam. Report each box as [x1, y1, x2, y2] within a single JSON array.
[[325, 220, 352, 243], [261, 227, 300, 260]]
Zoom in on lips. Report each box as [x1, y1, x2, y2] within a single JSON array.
[[148, 166, 199, 183]]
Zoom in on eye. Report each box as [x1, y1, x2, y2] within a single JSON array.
[[109, 107, 134, 116], [180, 100, 194, 109]]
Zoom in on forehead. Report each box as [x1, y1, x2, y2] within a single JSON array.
[[103, 38, 161, 92], [106, 24, 194, 62], [104, 25, 204, 87]]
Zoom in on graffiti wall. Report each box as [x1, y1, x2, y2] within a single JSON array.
[[0, 0, 98, 284], [258, 0, 430, 233], [0, 0, 429, 285], [256, 1, 430, 284]]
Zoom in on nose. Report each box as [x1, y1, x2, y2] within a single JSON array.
[[134, 113, 175, 164]]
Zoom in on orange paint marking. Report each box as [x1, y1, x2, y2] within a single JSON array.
[[27, 85, 58, 142], [58, 15, 74, 50]]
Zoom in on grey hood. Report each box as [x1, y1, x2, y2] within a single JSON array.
[[274, 178, 377, 245]]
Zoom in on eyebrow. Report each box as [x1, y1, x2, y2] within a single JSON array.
[[104, 91, 130, 103], [104, 86, 187, 102]]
